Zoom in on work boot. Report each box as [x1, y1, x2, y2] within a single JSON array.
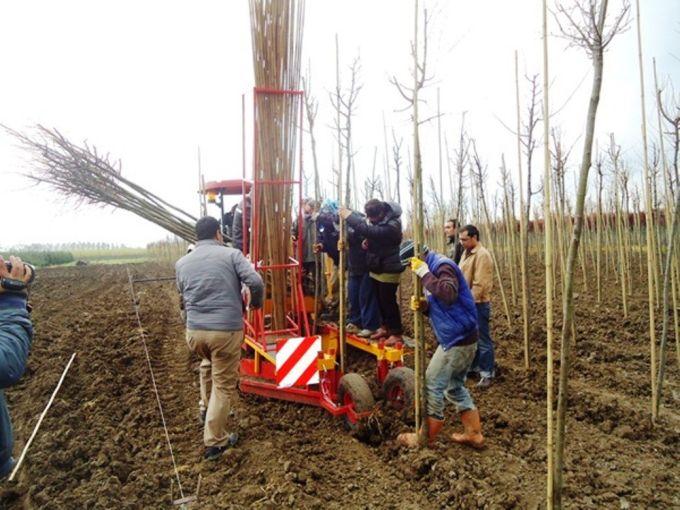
[[451, 409, 484, 449], [203, 433, 239, 460], [345, 323, 361, 334], [397, 417, 445, 448], [384, 334, 402, 346], [370, 327, 388, 340]]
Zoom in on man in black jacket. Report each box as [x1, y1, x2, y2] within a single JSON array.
[[445, 218, 465, 265], [346, 214, 381, 337], [341, 199, 404, 345]]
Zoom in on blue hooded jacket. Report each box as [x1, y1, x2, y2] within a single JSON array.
[[0, 294, 33, 478], [425, 252, 478, 350]]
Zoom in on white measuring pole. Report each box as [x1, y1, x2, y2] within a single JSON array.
[[9, 352, 77, 482]]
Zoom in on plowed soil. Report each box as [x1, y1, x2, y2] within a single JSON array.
[[1, 260, 678, 509]]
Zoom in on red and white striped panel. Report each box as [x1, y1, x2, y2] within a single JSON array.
[[275, 336, 322, 388]]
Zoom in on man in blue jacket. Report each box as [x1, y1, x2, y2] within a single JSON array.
[[397, 251, 484, 449], [0, 255, 34, 478]]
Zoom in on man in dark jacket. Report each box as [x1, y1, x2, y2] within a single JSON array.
[[341, 199, 404, 345], [314, 200, 340, 317], [231, 194, 251, 252], [346, 214, 381, 337], [444, 218, 465, 264], [397, 251, 483, 449], [0, 256, 34, 478], [292, 198, 319, 296]]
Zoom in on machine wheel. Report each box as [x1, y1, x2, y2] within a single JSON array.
[[382, 367, 415, 419], [337, 373, 375, 433]]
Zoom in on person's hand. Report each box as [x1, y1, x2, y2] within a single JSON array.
[[361, 239, 369, 250], [410, 295, 428, 312], [313, 243, 323, 254], [0, 256, 31, 282], [410, 257, 429, 278], [0, 256, 34, 296], [339, 207, 352, 220], [241, 287, 252, 311]]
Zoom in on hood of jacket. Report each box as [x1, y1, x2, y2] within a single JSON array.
[[375, 202, 402, 225]]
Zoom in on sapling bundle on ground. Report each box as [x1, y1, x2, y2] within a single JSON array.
[[7, 125, 198, 243]]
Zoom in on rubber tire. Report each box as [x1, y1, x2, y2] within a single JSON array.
[[337, 373, 375, 433], [382, 366, 415, 420]]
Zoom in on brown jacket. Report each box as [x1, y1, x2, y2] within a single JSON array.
[[459, 243, 493, 303]]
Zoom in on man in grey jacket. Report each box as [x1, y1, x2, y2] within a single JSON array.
[[176, 216, 264, 460]]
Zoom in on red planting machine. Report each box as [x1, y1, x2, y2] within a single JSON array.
[[202, 87, 414, 431]]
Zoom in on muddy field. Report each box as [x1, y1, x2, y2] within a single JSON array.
[[0, 260, 678, 509]]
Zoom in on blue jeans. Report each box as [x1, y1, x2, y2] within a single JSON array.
[[472, 302, 495, 378], [347, 273, 381, 331], [426, 343, 477, 420]]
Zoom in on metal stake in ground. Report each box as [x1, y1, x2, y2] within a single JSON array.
[[9, 352, 77, 482]]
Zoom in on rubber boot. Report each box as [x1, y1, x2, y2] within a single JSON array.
[[397, 417, 445, 448], [451, 409, 484, 449]]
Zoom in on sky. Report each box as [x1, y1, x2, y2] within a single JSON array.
[[1, 0, 678, 248]]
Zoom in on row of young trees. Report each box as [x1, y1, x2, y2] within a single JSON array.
[[302, 1, 677, 508]]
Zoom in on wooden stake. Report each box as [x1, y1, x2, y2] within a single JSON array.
[[541, 3, 555, 507], [635, 0, 659, 420], [9, 353, 77, 481]]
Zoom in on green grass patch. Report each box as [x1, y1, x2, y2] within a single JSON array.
[[0, 250, 74, 267], [71, 247, 148, 263]]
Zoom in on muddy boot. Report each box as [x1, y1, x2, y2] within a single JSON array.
[[397, 417, 445, 448], [451, 409, 484, 449]]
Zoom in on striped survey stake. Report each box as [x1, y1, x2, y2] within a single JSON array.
[[276, 336, 322, 388]]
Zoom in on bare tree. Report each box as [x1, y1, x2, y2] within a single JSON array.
[[655, 83, 680, 415], [302, 69, 321, 200], [364, 146, 383, 201], [392, 130, 404, 205], [454, 113, 471, 223], [330, 52, 362, 206], [390, 0, 433, 443], [551, 1, 631, 507]]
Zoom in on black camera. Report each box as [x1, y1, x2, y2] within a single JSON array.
[[4, 261, 36, 285]]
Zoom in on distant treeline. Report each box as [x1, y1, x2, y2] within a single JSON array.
[[0, 250, 74, 267], [7, 242, 136, 252]]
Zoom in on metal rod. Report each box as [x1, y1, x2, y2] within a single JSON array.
[[9, 352, 77, 481], [131, 276, 176, 283]]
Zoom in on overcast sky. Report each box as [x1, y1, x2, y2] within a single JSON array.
[[1, 0, 678, 248]]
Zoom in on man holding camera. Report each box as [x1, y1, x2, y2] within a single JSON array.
[[0, 256, 34, 479]]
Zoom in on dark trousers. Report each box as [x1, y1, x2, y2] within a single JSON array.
[[348, 273, 381, 330], [302, 261, 316, 296], [373, 279, 402, 335], [472, 302, 495, 377]]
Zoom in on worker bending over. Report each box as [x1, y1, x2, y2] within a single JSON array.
[[398, 251, 484, 449]]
